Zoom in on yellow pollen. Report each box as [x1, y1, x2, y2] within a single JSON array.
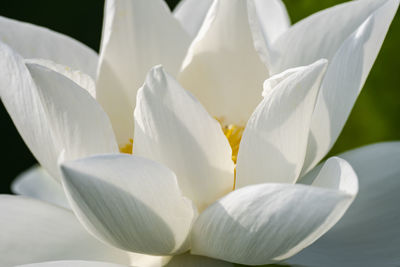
[[119, 138, 133, 154], [216, 118, 245, 190]]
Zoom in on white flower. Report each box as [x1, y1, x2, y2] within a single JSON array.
[[0, 0, 399, 267]]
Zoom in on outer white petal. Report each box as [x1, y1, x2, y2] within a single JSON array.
[[191, 157, 358, 265], [96, 0, 191, 144], [236, 59, 327, 188], [17, 262, 126, 267], [0, 16, 97, 78], [272, 0, 390, 73], [173, 0, 213, 38], [288, 142, 400, 267], [60, 154, 197, 255], [17, 254, 234, 267], [165, 253, 233, 267], [0, 42, 118, 179], [12, 165, 69, 209], [25, 58, 96, 98], [302, 0, 400, 173], [178, 0, 269, 125], [254, 0, 290, 44], [134, 66, 234, 211], [27, 62, 119, 175], [0, 195, 130, 266]]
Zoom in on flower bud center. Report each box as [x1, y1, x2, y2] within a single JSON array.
[[220, 124, 244, 164], [119, 138, 133, 154], [217, 118, 245, 190]]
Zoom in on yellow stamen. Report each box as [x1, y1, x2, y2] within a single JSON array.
[[119, 138, 133, 154], [216, 118, 245, 190], [222, 124, 244, 164]]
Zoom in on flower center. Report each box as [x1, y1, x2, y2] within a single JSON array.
[[216, 118, 244, 190], [119, 138, 133, 154], [220, 123, 244, 165]]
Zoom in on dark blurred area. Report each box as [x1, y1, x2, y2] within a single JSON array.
[[0, 0, 399, 194]]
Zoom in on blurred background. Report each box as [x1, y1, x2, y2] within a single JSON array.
[[0, 0, 399, 194]]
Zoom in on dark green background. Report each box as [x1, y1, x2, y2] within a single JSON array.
[[0, 0, 399, 194]]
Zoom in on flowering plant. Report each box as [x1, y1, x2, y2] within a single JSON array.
[[0, 0, 399, 266]]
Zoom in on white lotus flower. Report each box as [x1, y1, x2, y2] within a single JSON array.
[[0, 0, 399, 266]]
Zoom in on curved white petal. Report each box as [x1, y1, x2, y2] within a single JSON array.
[[61, 154, 197, 255], [96, 0, 191, 144], [134, 66, 234, 211], [165, 253, 233, 267], [272, 0, 390, 73], [310, 157, 358, 195], [0, 195, 130, 266], [25, 58, 96, 98], [0, 42, 118, 179], [191, 158, 358, 265], [261, 65, 307, 96], [254, 0, 290, 45], [12, 166, 69, 209], [173, 0, 213, 38], [302, 0, 399, 173], [27, 62, 119, 175], [178, 0, 269, 125], [17, 261, 126, 267], [288, 142, 400, 267], [236, 59, 327, 188], [0, 16, 97, 78]]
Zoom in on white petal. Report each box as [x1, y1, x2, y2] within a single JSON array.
[[178, 0, 269, 125], [272, 0, 390, 73], [288, 142, 400, 267], [173, 0, 213, 38], [134, 66, 234, 211], [27, 62, 119, 175], [0, 42, 118, 179], [254, 0, 290, 44], [165, 253, 233, 267], [191, 159, 358, 266], [302, 0, 400, 173], [96, 0, 191, 144], [310, 157, 358, 196], [17, 255, 234, 267], [17, 261, 126, 267], [25, 58, 96, 98], [61, 154, 197, 255], [12, 165, 69, 209], [261, 65, 307, 96], [236, 59, 327, 188], [128, 254, 170, 267], [0, 195, 130, 266], [0, 16, 97, 78]]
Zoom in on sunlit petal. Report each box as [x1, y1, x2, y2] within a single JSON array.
[[97, 0, 190, 144], [134, 66, 234, 210], [236, 59, 327, 187], [178, 0, 269, 125], [192, 157, 357, 265]]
